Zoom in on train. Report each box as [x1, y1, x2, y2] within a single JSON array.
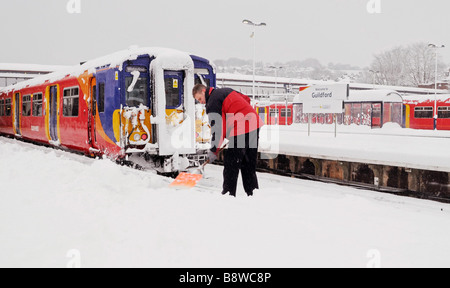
[[0, 47, 216, 173], [257, 89, 450, 130], [403, 94, 450, 130]]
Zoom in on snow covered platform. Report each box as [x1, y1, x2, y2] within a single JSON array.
[[258, 123, 450, 197], [259, 123, 450, 173], [1, 136, 450, 268]]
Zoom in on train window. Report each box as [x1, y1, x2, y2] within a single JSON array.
[[22, 95, 31, 116], [164, 77, 181, 108], [269, 109, 279, 117], [32, 93, 43, 117], [63, 87, 79, 117], [281, 108, 292, 118], [0, 99, 3, 116], [438, 107, 450, 119], [5, 99, 11, 116], [98, 83, 105, 113], [414, 107, 433, 118], [195, 77, 210, 87], [293, 104, 302, 124], [352, 103, 362, 125], [126, 77, 148, 107], [344, 103, 352, 125]]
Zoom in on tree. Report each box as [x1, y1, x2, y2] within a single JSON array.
[[369, 42, 446, 87]]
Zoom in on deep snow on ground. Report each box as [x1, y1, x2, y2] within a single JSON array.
[[1, 137, 450, 268]]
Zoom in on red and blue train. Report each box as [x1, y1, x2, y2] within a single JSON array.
[[0, 47, 216, 173]]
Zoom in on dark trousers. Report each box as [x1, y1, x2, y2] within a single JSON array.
[[223, 129, 259, 196]]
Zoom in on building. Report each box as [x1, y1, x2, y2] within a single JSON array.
[[0, 64, 70, 87], [216, 73, 449, 97]]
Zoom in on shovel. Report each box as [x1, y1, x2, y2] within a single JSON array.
[[169, 139, 228, 188], [169, 160, 210, 188]]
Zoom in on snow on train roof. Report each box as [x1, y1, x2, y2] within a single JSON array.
[[0, 63, 70, 73], [293, 89, 403, 103], [0, 47, 193, 93], [402, 93, 450, 104]]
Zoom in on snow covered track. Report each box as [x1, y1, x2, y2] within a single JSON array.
[[2, 136, 450, 268]]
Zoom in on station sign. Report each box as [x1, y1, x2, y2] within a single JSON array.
[[300, 84, 348, 114]]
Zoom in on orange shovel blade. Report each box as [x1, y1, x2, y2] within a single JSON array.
[[170, 172, 204, 188]]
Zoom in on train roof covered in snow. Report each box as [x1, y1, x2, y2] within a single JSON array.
[[0, 47, 196, 94], [402, 94, 450, 104]]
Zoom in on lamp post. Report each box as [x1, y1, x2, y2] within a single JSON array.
[[369, 69, 379, 88], [242, 19, 266, 102], [268, 65, 283, 94], [428, 43, 445, 130]]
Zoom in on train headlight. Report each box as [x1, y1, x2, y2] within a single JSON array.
[[141, 134, 148, 141], [133, 133, 141, 141]]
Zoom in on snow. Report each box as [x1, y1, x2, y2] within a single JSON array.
[[149, 48, 196, 156], [403, 94, 450, 104], [0, 47, 194, 94], [0, 63, 70, 73], [127, 71, 140, 92], [293, 89, 403, 104], [259, 124, 450, 172], [217, 72, 446, 95], [1, 136, 450, 268]]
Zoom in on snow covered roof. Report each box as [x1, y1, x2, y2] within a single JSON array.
[[347, 89, 403, 103], [0, 47, 193, 93], [292, 89, 403, 104], [402, 94, 450, 104], [217, 73, 447, 95], [0, 63, 70, 73]]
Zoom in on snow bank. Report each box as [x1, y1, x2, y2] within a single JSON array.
[[1, 137, 450, 268]]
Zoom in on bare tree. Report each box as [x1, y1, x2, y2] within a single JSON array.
[[369, 42, 446, 87]]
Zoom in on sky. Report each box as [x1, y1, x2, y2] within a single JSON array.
[[0, 0, 450, 68]]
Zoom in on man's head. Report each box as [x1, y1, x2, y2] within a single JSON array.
[[192, 84, 207, 104]]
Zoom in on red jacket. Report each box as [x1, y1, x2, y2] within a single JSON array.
[[205, 87, 264, 152]]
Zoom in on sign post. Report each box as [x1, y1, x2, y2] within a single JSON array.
[[299, 84, 348, 137]]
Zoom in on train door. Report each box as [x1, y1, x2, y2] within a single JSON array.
[[371, 102, 382, 128], [49, 85, 58, 142], [14, 92, 21, 135], [258, 107, 267, 124], [88, 77, 98, 149]]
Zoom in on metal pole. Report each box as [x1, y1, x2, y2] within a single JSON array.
[[308, 114, 311, 136], [252, 25, 256, 102], [285, 95, 288, 126], [434, 49, 438, 130], [275, 69, 278, 94], [428, 43, 445, 130], [334, 114, 337, 138]]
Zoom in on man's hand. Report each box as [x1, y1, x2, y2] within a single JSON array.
[[208, 151, 218, 163]]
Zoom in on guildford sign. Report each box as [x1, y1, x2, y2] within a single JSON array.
[[299, 84, 349, 114]]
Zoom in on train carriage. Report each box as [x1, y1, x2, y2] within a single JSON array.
[[403, 94, 450, 130], [0, 47, 216, 173]]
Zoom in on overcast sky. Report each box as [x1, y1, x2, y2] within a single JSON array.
[[1, 0, 449, 68]]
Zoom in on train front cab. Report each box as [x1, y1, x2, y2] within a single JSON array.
[[99, 52, 202, 172]]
